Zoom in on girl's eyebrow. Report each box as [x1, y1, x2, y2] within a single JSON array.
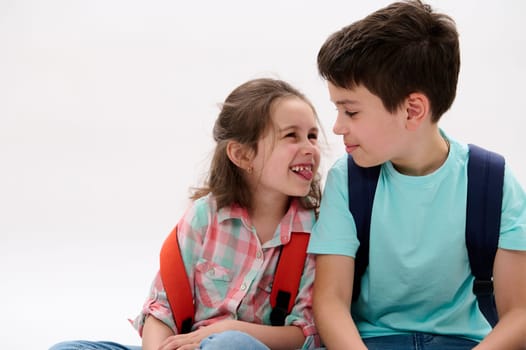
[[278, 125, 298, 132], [279, 125, 319, 133]]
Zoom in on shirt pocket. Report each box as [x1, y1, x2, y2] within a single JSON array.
[[194, 258, 233, 308]]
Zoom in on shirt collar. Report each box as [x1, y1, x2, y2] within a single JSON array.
[[216, 198, 315, 246]]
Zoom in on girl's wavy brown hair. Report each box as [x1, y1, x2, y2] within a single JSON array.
[[191, 78, 321, 213]]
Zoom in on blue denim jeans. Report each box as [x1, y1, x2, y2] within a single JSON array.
[[48, 341, 140, 350], [314, 333, 479, 350], [363, 333, 479, 349], [49, 330, 270, 350], [200, 330, 269, 350]]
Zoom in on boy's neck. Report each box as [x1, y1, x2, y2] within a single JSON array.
[[392, 130, 450, 176]]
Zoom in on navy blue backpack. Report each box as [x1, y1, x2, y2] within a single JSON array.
[[348, 144, 505, 327]]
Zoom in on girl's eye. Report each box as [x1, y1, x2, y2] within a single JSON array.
[[308, 133, 318, 140], [285, 132, 296, 138]]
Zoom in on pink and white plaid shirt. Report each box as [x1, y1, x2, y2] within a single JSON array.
[[132, 194, 320, 349]]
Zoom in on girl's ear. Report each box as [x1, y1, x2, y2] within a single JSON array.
[[226, 141, 253, 171], [405, 92, 430, 131]]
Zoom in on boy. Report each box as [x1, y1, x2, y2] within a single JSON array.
[[307, 1, 526, 349]]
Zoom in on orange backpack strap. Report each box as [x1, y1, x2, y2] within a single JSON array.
[[269, 231, 310, 326], [159, 226, 194, 334]]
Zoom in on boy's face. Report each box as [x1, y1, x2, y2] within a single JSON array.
[[328, 82, 408, 168]]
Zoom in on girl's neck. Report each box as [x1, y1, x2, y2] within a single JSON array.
[[249, 195, 290, 244]]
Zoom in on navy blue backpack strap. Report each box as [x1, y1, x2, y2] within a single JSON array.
[[466, 144, 505, 327], [347, 155, 381, 302]]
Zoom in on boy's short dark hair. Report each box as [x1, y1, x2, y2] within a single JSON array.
[[317, 0, 460, 122]]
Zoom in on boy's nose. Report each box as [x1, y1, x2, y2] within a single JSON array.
[[332, 115, 347, 135]]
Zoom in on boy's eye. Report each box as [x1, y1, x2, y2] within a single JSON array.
[[308, 133, 318, 140], [334, 106, 358, 118], [285, 132, 296, 138]]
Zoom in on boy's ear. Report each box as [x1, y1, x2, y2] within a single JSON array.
[[226, 141, 253, 170], [405, 92, 430, 130]]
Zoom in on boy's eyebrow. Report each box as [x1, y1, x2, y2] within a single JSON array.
[[332, 99, 358, 106]]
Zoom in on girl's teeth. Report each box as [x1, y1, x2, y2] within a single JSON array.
[[291, 166, 311, 172]]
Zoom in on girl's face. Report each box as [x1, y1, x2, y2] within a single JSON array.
[[328, 82, 408, 167], [249, 97, 320, 203]]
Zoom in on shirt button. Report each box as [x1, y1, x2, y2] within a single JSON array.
[[240, 283, 247, 291], [256, 251, 262, 259]]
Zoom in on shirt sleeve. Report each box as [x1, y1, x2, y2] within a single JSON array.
[[131, 200, 207, 336], [130, 271, 177, 336], [307, 156, 360, 257], [284, 253, 321, 349]]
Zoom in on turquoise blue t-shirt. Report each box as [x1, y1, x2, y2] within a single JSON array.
[[308, 135, 526, 342]]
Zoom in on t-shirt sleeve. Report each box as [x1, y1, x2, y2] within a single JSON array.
[[307, 156, 360, 257], [499, 164, 526, 250]]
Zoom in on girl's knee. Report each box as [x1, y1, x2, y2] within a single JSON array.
[[48, 340, 138, 350], [49, 341, 83, 350], [200, 330, 269, 350]]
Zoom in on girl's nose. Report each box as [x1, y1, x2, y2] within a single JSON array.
[[301, 138, 318, 155]]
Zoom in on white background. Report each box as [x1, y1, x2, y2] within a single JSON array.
[[2, 0, 525, 348]]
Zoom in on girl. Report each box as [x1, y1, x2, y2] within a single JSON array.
[[50, 78, 323, 350]]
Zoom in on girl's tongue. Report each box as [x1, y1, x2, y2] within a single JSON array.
[[294, 167, 313, 181]]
